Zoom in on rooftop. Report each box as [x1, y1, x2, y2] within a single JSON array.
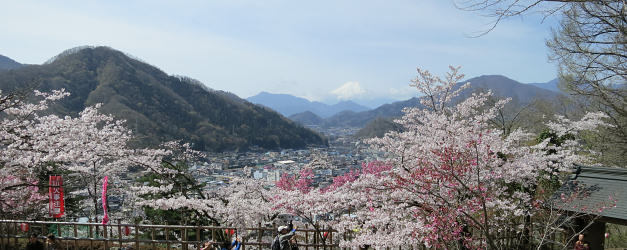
[[554, 165, 627, 224]]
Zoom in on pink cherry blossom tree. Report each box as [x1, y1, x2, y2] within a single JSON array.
[[273, 160, 392, 247], [325, 66, 609, 249], [272, 67, 609, 249]]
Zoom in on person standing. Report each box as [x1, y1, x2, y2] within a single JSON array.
[[25, 234, 44, 250], [45, 234, 59, 250], [574, 234, 590, 250], [271, 221, 297, 250], [200, 237, 241, 250]]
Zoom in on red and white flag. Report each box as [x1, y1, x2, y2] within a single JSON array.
[[48, 175, 65, 218]]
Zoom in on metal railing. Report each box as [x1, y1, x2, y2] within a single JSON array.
[[0, 219, 347, 250]]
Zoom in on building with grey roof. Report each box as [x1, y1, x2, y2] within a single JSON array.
[[553, 165, 627, 249]]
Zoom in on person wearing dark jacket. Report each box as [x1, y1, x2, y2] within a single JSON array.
[[25, 233, 44, 250], [272, 221, 297, 250], [45, 234, 60, 250]]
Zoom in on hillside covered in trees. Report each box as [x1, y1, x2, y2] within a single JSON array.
[[0, 46, 327, 151], [0, 55, 22, 70]]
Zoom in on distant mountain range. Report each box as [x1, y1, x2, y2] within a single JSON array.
[[289, 75, 564, 135], [0, 55, 23, 70], [247, 92, 370, 118], [0, 46, 327, 151], [527, 78, 561, 92], [454, 75, 560, 102], [353, 98, 400, 109]]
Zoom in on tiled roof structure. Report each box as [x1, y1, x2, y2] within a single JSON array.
[[553, 165, 627, 224]]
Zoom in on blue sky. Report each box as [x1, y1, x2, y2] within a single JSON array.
[[0, 0, 560, 106]]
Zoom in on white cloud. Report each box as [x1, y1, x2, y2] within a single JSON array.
[[388, 85, 414, 95], [387, 86, 417, 99], [331, 81, 366, 100]]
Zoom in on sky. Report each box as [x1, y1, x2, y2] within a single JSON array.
[[0, 0, 560, 107]]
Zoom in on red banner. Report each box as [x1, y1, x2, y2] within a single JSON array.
[[48, 175, 65, 218], [102, 176, 109, 225]]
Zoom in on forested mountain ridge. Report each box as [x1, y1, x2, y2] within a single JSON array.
[[288, 111, 324, 126], [0, 55, 22, 70], [0, 46, 327, 151]]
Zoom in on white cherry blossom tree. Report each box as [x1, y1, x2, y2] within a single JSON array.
[[0, 89, 157, 220]]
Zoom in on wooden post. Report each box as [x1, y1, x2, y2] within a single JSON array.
[[196, 224, 201, 249], [151, 228, 156, 249], [183, 227, 188, 250], [7, 222, 13, 248], [305, 224, 309, 250], [13, 222, 18, 248], [5, 222, 9, 250], [7, 223, 10, 246], [211, 227, 215, 244], [166, 227, 170, 250], [258, 222, 263, 250], [315, 224, 319, 250], [73, 223, 78, 248], [5, 222, 8, 250], [1, 221, 5, 250], [5, 222, 9, 249], [322, 225, 326, 250], [0, 221, 4, 250], [7, 222, 10, 250], [329, 229, 333, 250], [9, 222, 13, 250], [6, 221, 9, 250], [6, 222, 10, 248], [342, 229, 346, 250], [135, 223, 139, 249], [88, 219, 93, 249], [1, 222, 4, 250], [7, 222, 10, 248], [6, 222, 10, 250], [238, 228, 244, 250], [103, 224, 108, 250], [117, 220, 123, 249]]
